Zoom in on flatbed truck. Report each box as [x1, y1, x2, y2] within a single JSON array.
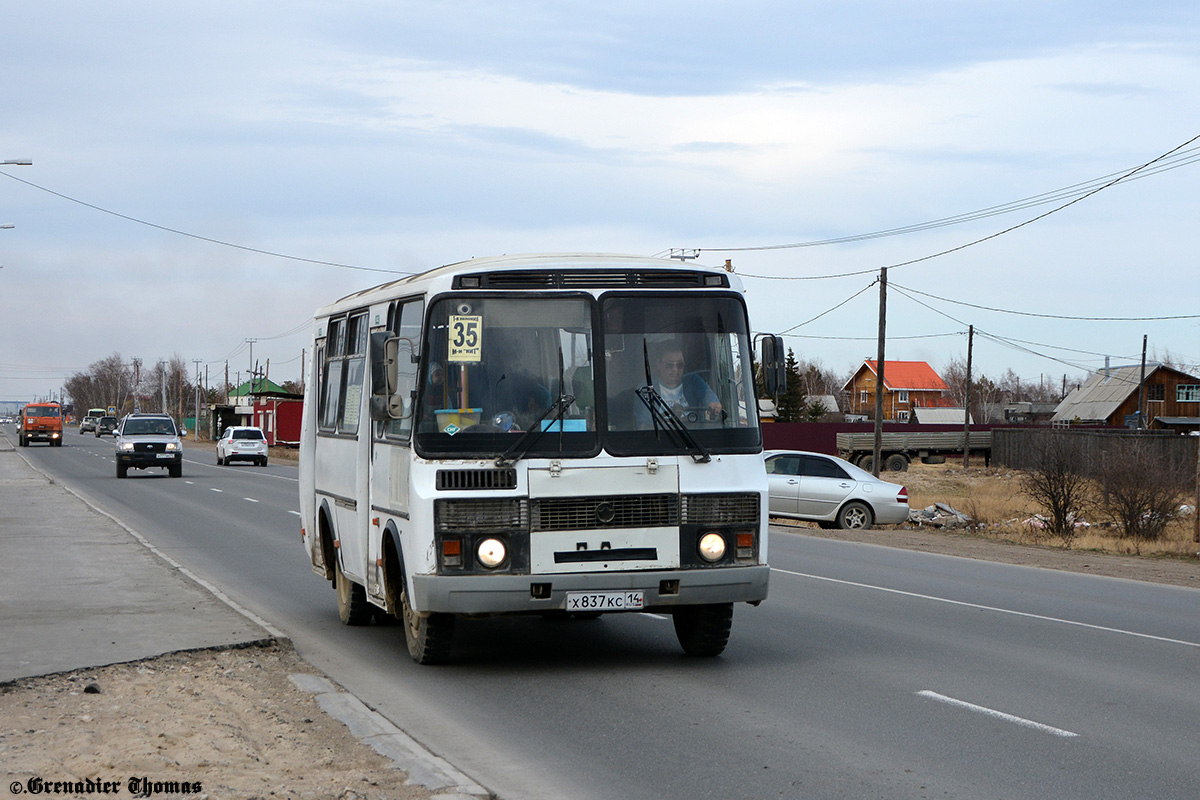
[[835, 430, 992, 471]]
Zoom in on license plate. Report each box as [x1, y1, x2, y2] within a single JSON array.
[[564, 591, 644, 611], [156, 453, 174, 459]]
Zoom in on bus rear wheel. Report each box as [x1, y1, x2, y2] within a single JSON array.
[[335, 557, 371, 626], [673, 602, 733, 657]]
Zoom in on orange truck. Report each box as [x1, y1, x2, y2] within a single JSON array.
[[18, 401, 64, 447]]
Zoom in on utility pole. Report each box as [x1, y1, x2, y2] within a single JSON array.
[[963, 325, 973, 468], [193, 359, 202, 441], [246, 338, 258, 392], [1136, 334, 1147, 429], [871, 268, 887, 477], [131, 358, 142, 412]]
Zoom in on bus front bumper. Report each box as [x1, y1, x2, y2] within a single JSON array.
[[411, 565, 770, 615]]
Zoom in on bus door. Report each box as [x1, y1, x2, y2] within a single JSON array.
[[315, 311, 371, 583], [367, 297, 424, 600]]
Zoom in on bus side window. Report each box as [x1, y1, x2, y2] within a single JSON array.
[[319, 319, 345, 431], [387, 298, 424, 440], [339, 313, 369, 434]]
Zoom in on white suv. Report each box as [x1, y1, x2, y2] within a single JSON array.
[[217, 426, 268, 467]]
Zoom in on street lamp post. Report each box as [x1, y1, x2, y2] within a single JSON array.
[[2, 160, 33, 231]]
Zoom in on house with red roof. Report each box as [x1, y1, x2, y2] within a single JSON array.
[[842, 359, 952, 421]]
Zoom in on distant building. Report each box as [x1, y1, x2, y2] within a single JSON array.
[[842, 360, 951, 421], [1050, 363, 1200, 429], [227, 378, 287, 401], [1003, 401, 1059, 424], [912, 407, 972, 425], [808, 394, 840, 416]]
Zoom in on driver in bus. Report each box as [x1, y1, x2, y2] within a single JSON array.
[[635, 340, 722, 427]]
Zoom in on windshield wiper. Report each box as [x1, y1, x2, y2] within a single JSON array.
[[495, 346, 575, 467], [635, 340, 711, 464], [494, 392, 575, 467]]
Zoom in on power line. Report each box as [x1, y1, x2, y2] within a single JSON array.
[[698, 141, 1200, 254], [727, 132, 1200, 281], [889, 281, 1200, 321], [779, 331, 960, 342], [778, 279, 879, 334], [0, 171, 413, 276]]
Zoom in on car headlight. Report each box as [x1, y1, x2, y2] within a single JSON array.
[[476, 537, 507, 569], [119, 442, 134, 451], [166, 442, 179, 451], [698, 531, 726, 562]]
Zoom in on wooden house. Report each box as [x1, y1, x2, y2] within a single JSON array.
[[842, 360, 951, 421], [1050, 364, 1200, 430]]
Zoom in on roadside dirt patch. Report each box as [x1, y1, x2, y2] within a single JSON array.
[[774, 460, 1200, 590], [0, 643, 430, 800]]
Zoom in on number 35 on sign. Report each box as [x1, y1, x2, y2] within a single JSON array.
[[448, 315, 482, 362]]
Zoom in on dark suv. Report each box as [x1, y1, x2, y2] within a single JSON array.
[[115, 413, 184, 478]]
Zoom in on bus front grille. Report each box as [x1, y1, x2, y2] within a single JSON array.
[[436, 469, 518, 491], [531, 494, 679, 532], [681, 493, 760, 526], [435, 498, 529, 532]]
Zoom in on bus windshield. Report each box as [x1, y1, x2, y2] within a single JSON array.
[[416, 294, 598, 457], [601, 293, 760, 456], [414, 291, 760, 458]]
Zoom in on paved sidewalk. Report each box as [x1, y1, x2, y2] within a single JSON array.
[[0, 438, 276, 683]]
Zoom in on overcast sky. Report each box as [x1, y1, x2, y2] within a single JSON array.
[[3, 1, 1199, 404]]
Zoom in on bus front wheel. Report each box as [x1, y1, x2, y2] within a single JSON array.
[[401, 586, 454, 665], [672, 602, 733, 657]]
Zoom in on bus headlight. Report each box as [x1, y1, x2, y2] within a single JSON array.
[[698, 531, 726, 562], [477, 537, 507, 569]]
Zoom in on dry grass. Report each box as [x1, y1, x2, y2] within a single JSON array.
[[899, 461, 1198, 559]]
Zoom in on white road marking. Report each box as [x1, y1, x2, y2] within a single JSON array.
[[773, 568, 1200, 649], [244, 497, 259, 503], [288, 510, 302, 516], [210, 488, 223, 493], [917, 690, 1078, 738]]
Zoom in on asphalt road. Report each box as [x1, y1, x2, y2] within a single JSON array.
[[15, 428, 1200, 800]]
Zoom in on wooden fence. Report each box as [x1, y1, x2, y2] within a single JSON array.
[[992, 428, 1198, 475]]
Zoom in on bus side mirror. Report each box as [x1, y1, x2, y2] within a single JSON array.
[[761, 335, 786, 395], [370, 332, 398, 397], [369, 333, 415, 421]]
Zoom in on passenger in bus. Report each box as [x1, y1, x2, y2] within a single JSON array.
[[495, 374, 552, 432], [635, 341, 722, 428]]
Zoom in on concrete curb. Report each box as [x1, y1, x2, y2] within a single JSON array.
[[289, 674, 492, 799]]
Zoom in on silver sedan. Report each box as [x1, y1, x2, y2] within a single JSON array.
[[764, 449, 910, 530]]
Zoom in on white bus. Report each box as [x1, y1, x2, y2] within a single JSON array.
[[299, 253, 779, 663]]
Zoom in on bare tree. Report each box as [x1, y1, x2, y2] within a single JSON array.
[[997, 368, 1051, 403], [145, 355, 195, 418], [65, 353, 133, 415], [1093, 438, 1192, 553], [941, 357, 1004, 422], [1019, 431, 1092, 547]]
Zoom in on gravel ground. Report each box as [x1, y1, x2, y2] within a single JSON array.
[[0, 644, 432, 800]]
